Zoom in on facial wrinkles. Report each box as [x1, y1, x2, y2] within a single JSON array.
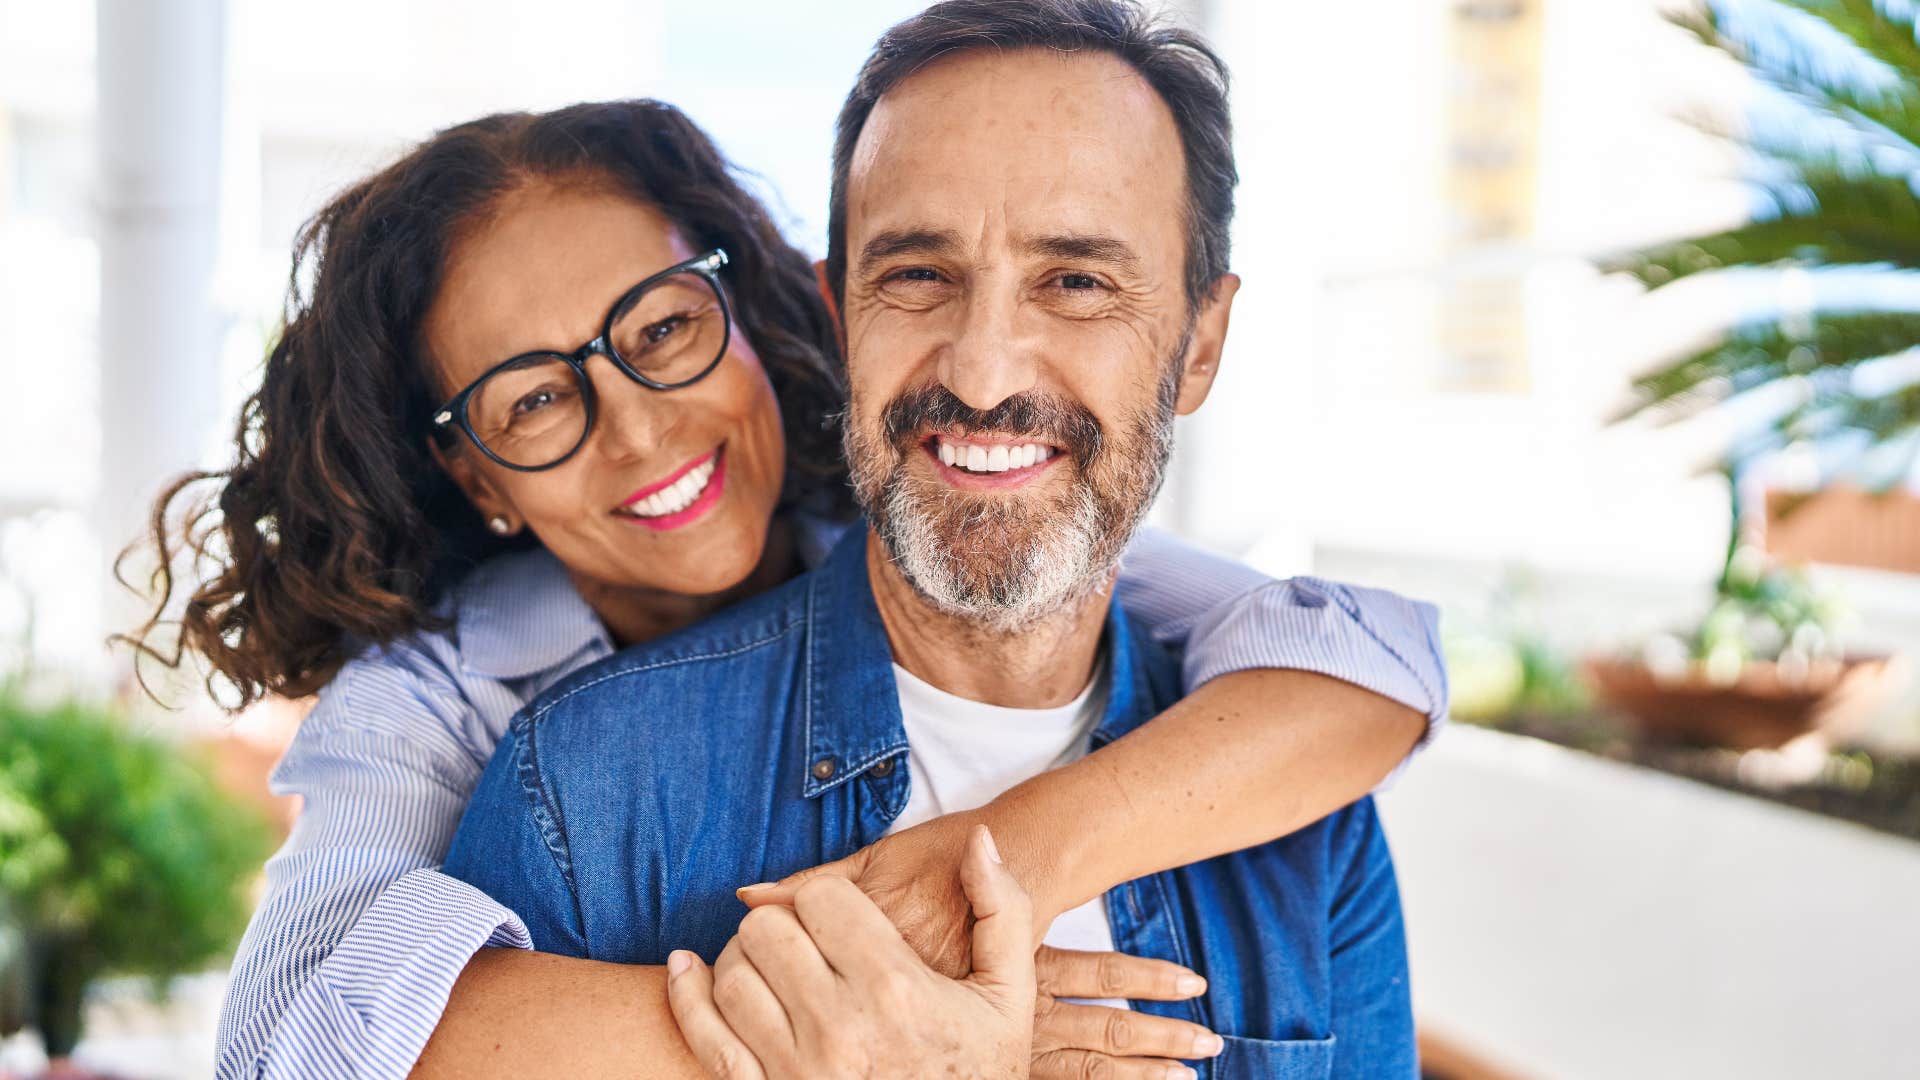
[[838, 50, 1203, 624], [846, 326, 1188, 630]]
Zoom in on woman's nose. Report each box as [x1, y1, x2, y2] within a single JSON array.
[[587, 354, 678, 461]]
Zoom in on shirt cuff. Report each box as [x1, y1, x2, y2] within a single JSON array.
[[1180, 576, 1451, 792], [234, 868, 531, 1080]]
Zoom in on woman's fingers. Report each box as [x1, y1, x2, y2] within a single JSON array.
[[1032, 1048, 1199, 1080], [733, 903, 837, 1020], [1034, 946, 1207, 1002], [664, 950, 769, 1080], [708, 937, 796, 1063], [735, 847, 869, 908], [1033, 1000, 1223, 1061], [790, 873, 919, 982]]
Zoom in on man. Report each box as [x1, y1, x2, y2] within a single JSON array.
[[445, 1, 1419, 1076]]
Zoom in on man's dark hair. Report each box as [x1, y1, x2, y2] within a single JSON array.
[[825, 0, 1237, 312]]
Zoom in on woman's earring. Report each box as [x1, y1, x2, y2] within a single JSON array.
[[487, 516, 513, 536]]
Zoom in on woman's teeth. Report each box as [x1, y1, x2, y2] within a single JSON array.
[[619, 457, 717, 518], [935, 436, 1056, 474]]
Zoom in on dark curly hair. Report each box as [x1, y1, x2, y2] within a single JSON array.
[[117, 99, 850, 709]]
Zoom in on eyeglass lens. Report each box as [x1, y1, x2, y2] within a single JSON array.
[[464, 271, 727, 468]]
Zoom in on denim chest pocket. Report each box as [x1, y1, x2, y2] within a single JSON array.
[[1209, 1034, 1335, 1080]]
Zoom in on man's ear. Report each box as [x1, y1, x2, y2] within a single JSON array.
[[427, 435, 518, 533], [813, 259, 848, 358], [1174, 272, 1240, 416]]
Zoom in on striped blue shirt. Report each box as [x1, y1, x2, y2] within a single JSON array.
[[214, 523, 1448, 1080]]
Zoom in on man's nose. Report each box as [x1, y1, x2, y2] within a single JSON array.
[[937, 286, 1038, 413]]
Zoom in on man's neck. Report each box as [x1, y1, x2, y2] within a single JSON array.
[[864, 530, 1113, 709]]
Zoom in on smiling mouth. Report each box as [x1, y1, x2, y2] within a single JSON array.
[[929, 433, 1061, 474], [613, 447, 723, 523]]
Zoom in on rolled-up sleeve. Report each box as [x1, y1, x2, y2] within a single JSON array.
[[215, 667, 534, 1080], [1114, 528, 1449, 789]]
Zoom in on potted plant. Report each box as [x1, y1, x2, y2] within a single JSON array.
[[1583, 1, 1920, 747], [1584, 538, 1906, 750], [1603, 0, 1920, 561], [0, 682, 271, 1073]]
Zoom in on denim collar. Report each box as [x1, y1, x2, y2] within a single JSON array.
[[798, 527, 1161, 799], [800, 529, 911, 798]]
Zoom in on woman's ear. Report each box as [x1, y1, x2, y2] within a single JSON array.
[[427, 435, 519, 534], [1174, 272, 1241, 416]]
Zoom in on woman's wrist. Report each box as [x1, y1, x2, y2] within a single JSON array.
[[977, 756, 1131, 934]]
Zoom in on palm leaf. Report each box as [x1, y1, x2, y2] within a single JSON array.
[[1771, 378, 1920, 443], [1778, 0, 1920, 87], [1600, 164, 1920, 287], [1620, 309, 1920, 421], [1670, 2, 1920, 150]]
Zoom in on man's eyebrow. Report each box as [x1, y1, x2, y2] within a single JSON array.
[[1026, 233, 1142, 272], [859, 229, 962, 267]]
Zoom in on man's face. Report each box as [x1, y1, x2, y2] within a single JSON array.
[[839, 47, 1230, 627]]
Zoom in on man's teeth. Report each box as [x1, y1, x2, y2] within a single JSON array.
[[935, 437, 1056, 473], [620, 457, 717, 518]]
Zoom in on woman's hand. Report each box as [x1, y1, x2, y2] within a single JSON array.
[[666, 825, 1035, 1079], [1031, 946, 1222, 1080], [735, 814, 1224, 1078], [737, 806, 1038, 978]]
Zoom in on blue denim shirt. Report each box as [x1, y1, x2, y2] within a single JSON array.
[[445, 531, 1415, 1079]]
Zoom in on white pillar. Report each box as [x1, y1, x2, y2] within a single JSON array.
[[95, 0, 228, 656]]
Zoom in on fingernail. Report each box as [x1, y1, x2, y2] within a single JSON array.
[[736, 882, 772, 895], [1177, 973, 1207, 996], [667, 950, 692, 976], [1192, 1031, 1223, 1057], [980, 825, 1003, 864], [1166, 1066, 1197, 1080]]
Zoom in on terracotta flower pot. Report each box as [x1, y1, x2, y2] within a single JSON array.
[[1582, 653, 1909, 750], [1762, 486, 1920, 575]]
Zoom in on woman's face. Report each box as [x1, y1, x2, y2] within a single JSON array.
[[423, 179, 787, 600]]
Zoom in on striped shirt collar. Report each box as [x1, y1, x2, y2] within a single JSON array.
[[452, 546, 611, 680]]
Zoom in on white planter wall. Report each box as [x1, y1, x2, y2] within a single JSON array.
[[1379, 726, 1920, 1080]]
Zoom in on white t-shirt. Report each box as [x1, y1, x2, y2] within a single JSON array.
[[885, 658, 1129, 1010]]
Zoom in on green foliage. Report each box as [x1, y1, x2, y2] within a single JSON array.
[[1443, 570, 1591, 725], [1607, 0, 1920, 457], [1699, 543, 1848, 662], [0, 683, 272, 987]]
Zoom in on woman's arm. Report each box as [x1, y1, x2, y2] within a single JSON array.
[[234, 651, 1190, 1079], [215, 662, 536, 1080], [411, 950, 703, 1077], [745, 529, 1445, 947], [991, 668, 1426, 928], [1012, 527, 1445, 920]]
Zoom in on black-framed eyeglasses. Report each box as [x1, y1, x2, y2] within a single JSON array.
[[430, 248, 732, 471]]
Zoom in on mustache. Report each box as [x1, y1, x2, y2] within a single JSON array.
[[880, 384, 1104, 468]]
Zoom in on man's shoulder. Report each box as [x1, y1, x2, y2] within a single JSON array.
[[1109, 598, 1186, 709], [514, 571, 816, 734]]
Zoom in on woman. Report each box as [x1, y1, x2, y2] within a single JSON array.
[[124, 100, 1444, 1078]]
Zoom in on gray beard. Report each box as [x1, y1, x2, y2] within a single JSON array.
[[846, 358, 1181, 632], [875, 460, 1112, 631]]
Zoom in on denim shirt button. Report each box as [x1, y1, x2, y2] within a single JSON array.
[[866, 757, 895, 779], [811, 757, 838, 781]]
